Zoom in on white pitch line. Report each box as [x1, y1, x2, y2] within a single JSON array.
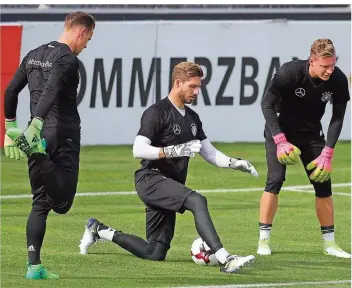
[[175, 279, 351, 288], [0, 183, 350, 200], [281, 188, 350, 197], [283, 183, 351, 189]]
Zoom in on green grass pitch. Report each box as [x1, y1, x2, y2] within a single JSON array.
[[1, 142, 351, 287]]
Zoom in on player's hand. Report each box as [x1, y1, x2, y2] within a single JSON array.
[[273, 133, 301, 165], [6, 117, 44, 157], [3, 119, 26, 160], [306, 146, 333, 183], [163, 140, 202, 158], [229, 158, 259, 177]]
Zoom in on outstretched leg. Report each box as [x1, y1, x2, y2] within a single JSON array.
[[79, 207, 175, 261]]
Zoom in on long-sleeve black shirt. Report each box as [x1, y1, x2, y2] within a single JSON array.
[[4, 41, 81, 131], [136, 98, 207, 184], [261, 59, 350, 148]]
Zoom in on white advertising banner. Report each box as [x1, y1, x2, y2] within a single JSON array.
[[17, 21, 351, 145]]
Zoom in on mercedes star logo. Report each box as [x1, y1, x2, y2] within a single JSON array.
[[173, 124, 181, 135], [295, 87, 305, 97]]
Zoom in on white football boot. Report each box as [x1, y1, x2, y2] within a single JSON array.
[[324, 240, 351, 258], [79, 218, 100, 254], [257, 239, 272, 255], [220, 254, 255, 273]]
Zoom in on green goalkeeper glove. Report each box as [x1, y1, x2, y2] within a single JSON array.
[[6, 117, 45, 157], [4, 119, 26, 160]]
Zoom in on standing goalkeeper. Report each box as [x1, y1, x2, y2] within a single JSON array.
[[257, 39, 350, 258], [4, 12, 95, 279]]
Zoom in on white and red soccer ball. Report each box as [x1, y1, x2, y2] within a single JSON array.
[[190, 237, 219, 266]]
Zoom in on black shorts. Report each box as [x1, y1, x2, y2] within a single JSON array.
[[28, 127, 81, 209], [134, 168, 193, 247], [264, 129, 332, 197]]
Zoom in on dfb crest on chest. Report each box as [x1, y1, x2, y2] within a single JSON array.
[[191, 123, 197, 137], [172, 123, 197, 136], [321, 91, 332, 102]]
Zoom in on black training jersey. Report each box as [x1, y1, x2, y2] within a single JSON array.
[[261, 59, 350, 136], [5, 41, 80, 130], [137, 97, 207, 184]]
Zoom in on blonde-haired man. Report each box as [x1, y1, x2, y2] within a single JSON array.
[[258, 39, 350, 258], [4, 11, 95, 279]]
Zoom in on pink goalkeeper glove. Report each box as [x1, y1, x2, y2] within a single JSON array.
[[273, 133, 301, 165], [306, 146, 333, 183]]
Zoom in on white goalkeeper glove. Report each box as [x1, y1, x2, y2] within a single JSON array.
[[163, 140, 202, 158], [229, 158, 258, 177]]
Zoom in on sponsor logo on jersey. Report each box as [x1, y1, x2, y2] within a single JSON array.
[[173, 124, 181, 135], [28, 58, 53, 68], [295, 87, 305, 97]]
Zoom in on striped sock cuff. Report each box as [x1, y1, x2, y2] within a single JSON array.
[[321, 225, 334, 234], [259, 222, 272, 230]]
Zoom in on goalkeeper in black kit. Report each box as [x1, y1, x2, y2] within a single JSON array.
[[79, 61, 259, 273], [257, 39, 350, 258], [4, 12, 95, 279]]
